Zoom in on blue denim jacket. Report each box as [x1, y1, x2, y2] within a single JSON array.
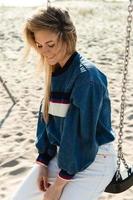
[[35, 52, 116, 175]]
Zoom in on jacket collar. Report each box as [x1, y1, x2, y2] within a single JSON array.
[[52, 51, 78, 77]]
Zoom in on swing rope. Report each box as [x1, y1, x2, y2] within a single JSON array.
[[47, 0, 51, 8], [105, 0, 133, 193], [116, 0, 133, 180]]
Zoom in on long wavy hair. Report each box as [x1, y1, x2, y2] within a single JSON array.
[[23, 6, 77, 123]]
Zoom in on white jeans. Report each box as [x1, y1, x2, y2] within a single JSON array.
[[11, 142, 117, 200]]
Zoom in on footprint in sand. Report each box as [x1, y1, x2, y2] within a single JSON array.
[[128, 114, 133, 120], [16, 132, 23, 136], [29, 139, 34, 143], [1, 160, 19, 167], [0, 194, 5, 198], [9, 167, 28, 175], [2, 134, 10, 138], [1, 187, 6, 191], [125, 136, 133, 141], [15, 138, 25, 142]]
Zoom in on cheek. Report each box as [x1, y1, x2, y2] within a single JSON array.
[[55, 45, 64, 57], [36, 48, 45, 55]]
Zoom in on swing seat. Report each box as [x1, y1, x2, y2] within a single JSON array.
[[105, 167, 133, 193]]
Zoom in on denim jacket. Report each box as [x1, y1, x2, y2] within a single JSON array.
[[35, 51, 116, 176]]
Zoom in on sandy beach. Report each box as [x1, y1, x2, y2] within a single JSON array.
[[0, 1, 133, 199]]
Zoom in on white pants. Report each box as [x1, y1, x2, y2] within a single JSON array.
[[11, 142, 117, 200]]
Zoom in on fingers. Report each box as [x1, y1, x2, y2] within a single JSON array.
[[43, 177, 51, 189], [47, 183, 51, 187], [40, 179, 46, 192], [37, 177, 51, 192], [37, 177, 45, 192], [43, 177, 49, 190]]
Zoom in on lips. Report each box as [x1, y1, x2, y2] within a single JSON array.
[[47, 56, 54, 59]]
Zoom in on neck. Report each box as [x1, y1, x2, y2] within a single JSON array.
[[59, 52, 73, 68]]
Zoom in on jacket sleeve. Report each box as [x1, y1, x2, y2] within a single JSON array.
[[57, 74, 105, 176], [35, 98, 57, 166], [35, 99, 75, 179]]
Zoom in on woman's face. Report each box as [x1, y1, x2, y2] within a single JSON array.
[[34, 30, 67, 66]]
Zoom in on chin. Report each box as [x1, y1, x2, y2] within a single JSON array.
[[47, 60, 57, 65]]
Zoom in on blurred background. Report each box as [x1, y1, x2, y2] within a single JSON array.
[[0, 0, 133, 199], [0, 0, 45, 7]]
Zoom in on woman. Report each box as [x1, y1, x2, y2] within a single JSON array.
[[12, 6, 117, 200]]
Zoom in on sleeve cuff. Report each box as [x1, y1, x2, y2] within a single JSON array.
[[36, 160, 48, 167], [36, 152, 53, 166], [58, 169, 75, 180]]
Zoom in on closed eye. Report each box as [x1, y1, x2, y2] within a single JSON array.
[[35, 42, 55, 48], [36, 43, 43, 48], [48, 44, 55, 48]]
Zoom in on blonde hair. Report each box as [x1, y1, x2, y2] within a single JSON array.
[[23, 6, 77, 123]]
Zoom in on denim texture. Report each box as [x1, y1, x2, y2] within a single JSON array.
[[35, 52, 116, 174]]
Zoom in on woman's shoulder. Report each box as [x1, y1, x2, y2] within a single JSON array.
[[74, 53, 108, 88]]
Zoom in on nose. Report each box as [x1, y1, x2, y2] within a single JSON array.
[[41, 45, 50, 56]]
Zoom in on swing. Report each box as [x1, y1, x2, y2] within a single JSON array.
[[104, 0, 133, 194], [46, 0, 133, 194]]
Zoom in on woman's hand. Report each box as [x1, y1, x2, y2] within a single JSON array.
[[37, 165, 51, 192], [43, 183, 63, 200], [43, 176, 69, 200]]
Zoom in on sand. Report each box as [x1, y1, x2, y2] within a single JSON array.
[[0, 1, 133, 199]]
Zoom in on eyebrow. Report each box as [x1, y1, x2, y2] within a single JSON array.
[[35, 40, 54, 44]]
